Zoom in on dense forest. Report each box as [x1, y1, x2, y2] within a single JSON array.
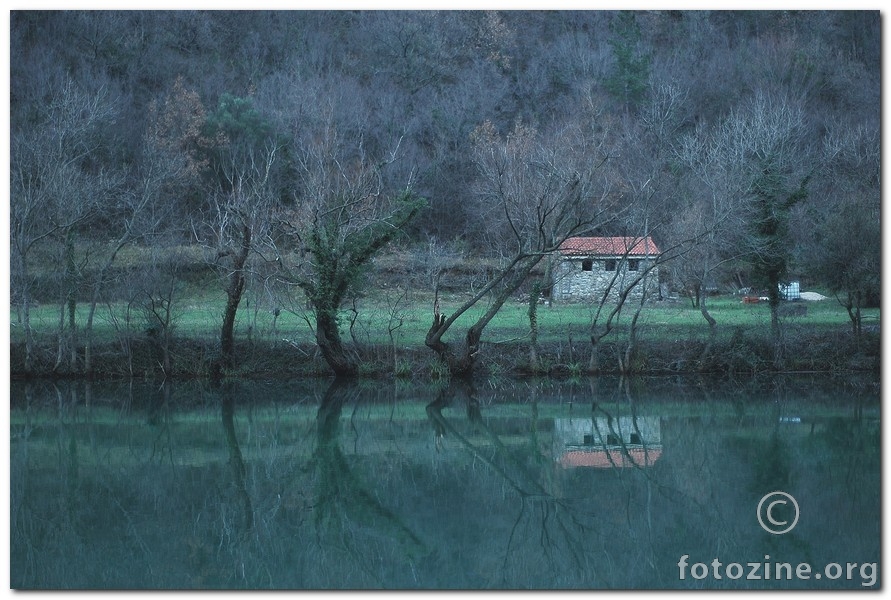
[[10, 11, 881, 378]]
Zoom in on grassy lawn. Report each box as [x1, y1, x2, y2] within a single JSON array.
[[11, 287, 875, 350], [12, 243, 876, 354]]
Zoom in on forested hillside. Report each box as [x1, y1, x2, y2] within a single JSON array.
[[10, 11, 881, 377]]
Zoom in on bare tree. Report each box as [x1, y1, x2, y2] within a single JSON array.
[[10, 77, 118, 373], [210, 167, 280, 373], [677, 91, 814, 365], [425, 117, 617, 376], [583, 82, 694, 374], [139, 246, 184, 378], [80, 80, 203, 374], [208, 155, 280, 373], [584, 236, 671, 374], [187, 93, 286, 375], [810, 122, 880, 342], [731, 93, 814, 368], [674, 120, 756, 366]]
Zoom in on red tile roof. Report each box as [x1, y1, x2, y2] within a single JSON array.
[[558, 236, 661, 257], [558, 447, 662, 469]]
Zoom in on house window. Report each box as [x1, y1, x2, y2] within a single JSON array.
[[582, 259, 593, 271], [629, 433, 642, 445], [604, 259, 616, 271], [628, 259, 639, 271]]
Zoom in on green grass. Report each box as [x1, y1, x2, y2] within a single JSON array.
[[13, 241, 875, 352], [11, 290, 876, 350]]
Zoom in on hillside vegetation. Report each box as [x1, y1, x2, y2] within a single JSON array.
[[10, 11, 880, 378]]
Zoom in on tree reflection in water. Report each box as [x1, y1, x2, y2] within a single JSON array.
[[309, 378, 428, 580], [424, 378, 665, 587], [220, 385, 253, 537], [8, 376, 880, 589]]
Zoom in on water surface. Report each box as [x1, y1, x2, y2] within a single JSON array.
[[10, 375, 880, 589]]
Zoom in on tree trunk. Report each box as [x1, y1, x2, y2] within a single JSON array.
[[844, 290, 863, 347], [621, 287, 648, 374], [219, 275, 245, 371], [161, 327, 172, 377], [85, 239, 130, 376], [54, 301, 65, 372], [65, 229, 77, 373], [422, 309, 478, 376], [18, 254, 34, 374], [528, 281, 541, 373], [218, 224, 251, 375], [315, 306, 357, 377], [855, 291, 863, 338], [425, 255, 541, 378], [83, 285, 101, 377], [698, 294, 718, 370], [84, 292, 105, 375], [689, 283, 700, 308], [425, 314, 477, 377], [84, 335, 91, 376], [767, 274, 783, 369]]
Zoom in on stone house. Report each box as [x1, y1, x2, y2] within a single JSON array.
[[553, 416, 662, 469], [551, 236, 661, 303]]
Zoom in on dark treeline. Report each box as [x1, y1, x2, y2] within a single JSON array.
[[10, 11, 881, 378]]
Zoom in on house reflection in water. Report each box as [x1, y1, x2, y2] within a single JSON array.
[[554, 416, 662, 469]]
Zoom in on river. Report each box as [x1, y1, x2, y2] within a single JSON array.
[[9, 374, 880, 589]]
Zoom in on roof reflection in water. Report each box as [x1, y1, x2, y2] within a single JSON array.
[[554, 416, 662, 469]]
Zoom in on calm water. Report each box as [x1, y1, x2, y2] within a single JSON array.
[[10, 375, 880, 589]]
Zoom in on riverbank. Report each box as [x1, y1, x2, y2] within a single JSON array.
[[10, 325, 879, 381]]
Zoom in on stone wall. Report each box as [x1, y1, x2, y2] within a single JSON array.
[[554, 416, 662, 447], [551, 256, 659, 303]]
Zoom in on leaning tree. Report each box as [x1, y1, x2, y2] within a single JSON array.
[[425, 116, 620, 377]]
